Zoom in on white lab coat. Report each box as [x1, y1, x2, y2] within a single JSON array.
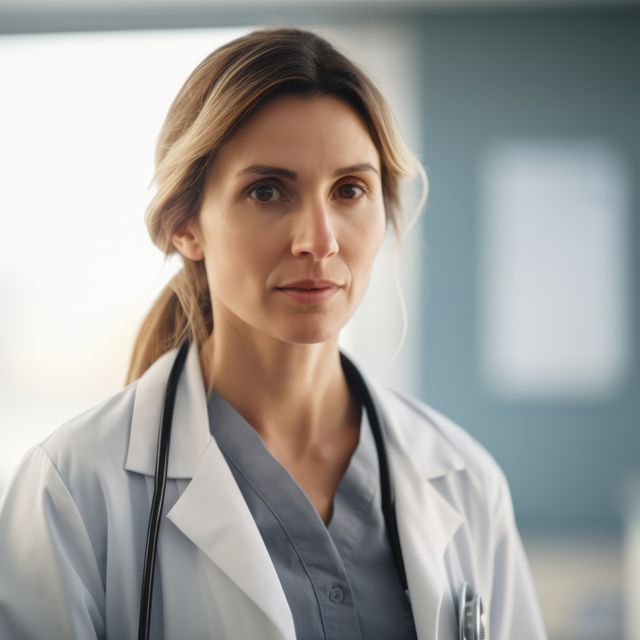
[[0, 342, 547, 639]]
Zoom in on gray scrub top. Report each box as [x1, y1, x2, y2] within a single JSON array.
[[207, 389, 418, 640]]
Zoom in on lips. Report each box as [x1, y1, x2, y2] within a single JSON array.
[[276, 279, 342, 290], [275, 279, 342, 304]]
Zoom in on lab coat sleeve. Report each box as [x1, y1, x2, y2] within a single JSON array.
[[0, 445, 105, 639], [489, 466, 548, 640]]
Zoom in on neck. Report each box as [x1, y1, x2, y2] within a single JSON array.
[[199, 319, 359, 457]]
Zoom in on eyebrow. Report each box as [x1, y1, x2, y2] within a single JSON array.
[[234, 162, 380, 180]]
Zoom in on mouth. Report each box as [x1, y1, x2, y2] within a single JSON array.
[[274, 282, 341, 304]]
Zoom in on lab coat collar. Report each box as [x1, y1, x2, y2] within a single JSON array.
[[125, 341, 210, 478], [125, 341, 467, 640]]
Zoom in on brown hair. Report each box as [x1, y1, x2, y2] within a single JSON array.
[[125, 26, 427, 384]]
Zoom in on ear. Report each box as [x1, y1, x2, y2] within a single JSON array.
[[172, 219, 205, 261]]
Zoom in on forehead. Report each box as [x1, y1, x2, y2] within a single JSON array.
[[208, 94, 380, 180]]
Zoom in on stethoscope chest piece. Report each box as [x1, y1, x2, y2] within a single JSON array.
[[458, 582, 487, 640]]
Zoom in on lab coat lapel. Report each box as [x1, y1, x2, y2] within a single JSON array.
[[124, 342, 296, 640], [388, 446, 462, 640], [166, 439, 296, 640], [369, 383, 465, 640]]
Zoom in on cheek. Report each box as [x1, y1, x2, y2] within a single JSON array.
[[348, 206, 387, 267], [206, 220, 281, 294]]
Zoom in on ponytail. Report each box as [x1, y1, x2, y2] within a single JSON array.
[[125, 259, 212, 385]]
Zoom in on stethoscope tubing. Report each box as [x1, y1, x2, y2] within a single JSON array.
[[138, 337, 191, 640], [338, 352, 408, 592]]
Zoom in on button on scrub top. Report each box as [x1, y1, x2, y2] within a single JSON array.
[[207, 390, 417, 640]]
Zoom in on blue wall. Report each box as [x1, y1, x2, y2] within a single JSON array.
[[417, 7, 640, 532]]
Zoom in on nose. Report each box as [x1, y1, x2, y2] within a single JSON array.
[[290, 199, 339, 260]]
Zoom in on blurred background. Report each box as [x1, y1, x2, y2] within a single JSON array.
[[0, 0, 638, 638]]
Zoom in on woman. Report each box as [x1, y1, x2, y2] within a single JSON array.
[[0, 27, 547, 639]]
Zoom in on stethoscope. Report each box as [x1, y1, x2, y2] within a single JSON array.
[[137, 337, 487, 640]]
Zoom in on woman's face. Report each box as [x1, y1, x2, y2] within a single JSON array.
[[181, 94, 386, 345]]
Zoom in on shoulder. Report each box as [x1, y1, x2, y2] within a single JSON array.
[[374, 384, 501, 474], [26, 345, 180, 493], [0, 381, 143, 549], [36, 381, 139, 489], [374, 384, 512, 512]]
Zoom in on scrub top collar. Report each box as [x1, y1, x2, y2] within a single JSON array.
[[207, 387, 378, 534]]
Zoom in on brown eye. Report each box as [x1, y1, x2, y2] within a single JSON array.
[[336, 183, 366, 199], [248, 182, 283, 203]]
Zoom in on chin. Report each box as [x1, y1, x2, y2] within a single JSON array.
[[275, 319, 343, 345]]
